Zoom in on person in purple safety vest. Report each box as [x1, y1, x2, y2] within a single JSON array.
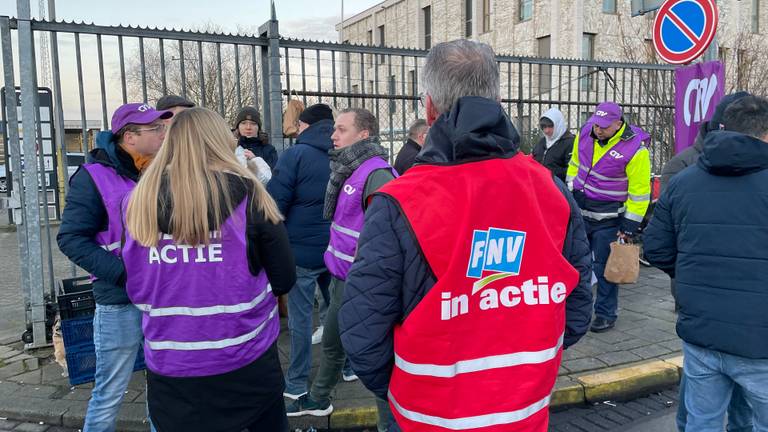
[[286, 108, 398, 431], [57, 103, 172, 432], [566, 102, 651, 333], [122, 107, 296, 432]]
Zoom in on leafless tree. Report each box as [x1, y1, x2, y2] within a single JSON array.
[[125, 24, 262, 125]]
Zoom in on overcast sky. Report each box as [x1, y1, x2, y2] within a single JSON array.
[[0, 0, 383, 40]]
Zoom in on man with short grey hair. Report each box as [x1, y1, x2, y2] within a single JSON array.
[[393, 119, 428, 174], [339, 39, 593, 432]]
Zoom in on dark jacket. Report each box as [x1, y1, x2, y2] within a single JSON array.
[[659, 126, 705, 192], [338, 97, 594, 399], [267, 119, 333, 269], [393, 138, 421, 175], [531, 132, 575, 182], [57, 133, 140, 305], [644, 131, 768, 359], [238, 136, 278, 169]]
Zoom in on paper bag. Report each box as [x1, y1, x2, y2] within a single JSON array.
[[604, 241, 640, 284]]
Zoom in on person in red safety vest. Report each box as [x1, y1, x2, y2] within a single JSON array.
[[338, 39, 594, 432]]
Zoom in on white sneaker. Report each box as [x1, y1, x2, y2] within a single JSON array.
[[311, 326, 324, 345], [283, 390, 307, 400], [342, 372, 358, 382]]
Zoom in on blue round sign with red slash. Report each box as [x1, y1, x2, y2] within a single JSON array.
[[653, 0, 719, 65]]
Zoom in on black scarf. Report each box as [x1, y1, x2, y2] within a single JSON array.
[[323, 137, 388, 220]]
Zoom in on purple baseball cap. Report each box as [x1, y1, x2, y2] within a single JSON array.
[[111, 103, 173, 134], [588, 102, 623, 128]]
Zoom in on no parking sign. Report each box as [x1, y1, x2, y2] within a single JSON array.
[[653, 0, 718, 65]]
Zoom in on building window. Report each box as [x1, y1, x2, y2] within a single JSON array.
[[367, 30, 373, 65], [378, 25, 386, 64], [644, 39, 656, 63], [465, 0, 473, 37], [519, 0, 532, 22], [410, 70, 418, 112], [352, 84, 359, 107], [581, 33, 596, 90], [602, 0, 617, 14], [537, 36, 551, 94], [482, 0, 492, 32], [752, 0, 760, 33], [423, 6, 432, 49]]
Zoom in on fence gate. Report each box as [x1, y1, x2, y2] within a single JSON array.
[[1, 0, 674, 348]]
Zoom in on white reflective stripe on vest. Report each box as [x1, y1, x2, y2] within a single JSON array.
[[100, 242, 121, 252], [146, 305, 278, 351], [581, 208, 625, 221], [331, 222, 360, 239], [389, 390, 551, 430], [625, 211, 645, 222], [628, 193, 650, 202], [395, 334, 563, 378], [583, 184, 627, 198], [579, 166, 628, 182], [135, 284, 272, 317], [327, 245, 355, 263]]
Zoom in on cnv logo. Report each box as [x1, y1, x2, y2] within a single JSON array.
[[467, 227, 526, 294]]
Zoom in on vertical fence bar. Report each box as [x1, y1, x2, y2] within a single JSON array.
[[234, 44, 242, 109], [159, 38, 167, 96], [331, 50, 338, 108], [400, 55, 406, 136], [16, 0, 46, 347], [1, 15, 32, 333], [300, 48, 307, 106], [360, 52, 365, 109], [284, 47, 291, 104], [216, 43, 224, 115], [179, 40, 187, 99], [197, 41, 206, 107], [251, 44, 259, 109], [315, 49, 322, 105], [139, 36, 148, 102], [96, 34, 109, 128], [118, 35, 127, 104], [74, 34, 88, 154], [387, 54, 394, 158]]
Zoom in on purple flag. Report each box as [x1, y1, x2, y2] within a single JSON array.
[[674, 61, 725, 154]]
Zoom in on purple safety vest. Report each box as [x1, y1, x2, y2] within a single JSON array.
[[82, 163, 135, 260], [122, 198, 278, 378], [324, 156, 397, 281], [572, 123, 648, 202]]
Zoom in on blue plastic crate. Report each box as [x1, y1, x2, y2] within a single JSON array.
[[61, 316, 94, 350], [65, 344, 147, 386]]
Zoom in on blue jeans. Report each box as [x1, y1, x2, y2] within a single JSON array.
[[586, 220, 620, 321], [677, 373, 753, 432], [285, 266, 329, 395], [84, 303, 145, 432], [683, 341, 768, 432]]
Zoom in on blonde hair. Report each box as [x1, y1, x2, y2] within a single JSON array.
[[127, 107, 282, 247]]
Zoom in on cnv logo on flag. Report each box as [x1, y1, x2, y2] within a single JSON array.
[[467, 227, 526, 287]]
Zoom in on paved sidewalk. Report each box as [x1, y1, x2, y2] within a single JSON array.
[[0, 228, 680, 431]]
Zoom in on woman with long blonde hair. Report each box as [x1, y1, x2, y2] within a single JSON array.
[[122, 107, 296, 432]]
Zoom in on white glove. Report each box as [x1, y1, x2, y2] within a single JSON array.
[[248, 156, 272, 184]]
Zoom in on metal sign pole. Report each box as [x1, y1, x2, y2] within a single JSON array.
[[0, 17, 32, 338], [17, 0, 48, 348]]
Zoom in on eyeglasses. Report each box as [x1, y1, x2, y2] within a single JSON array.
[[134, 123, 166, 134], [240, 120, 259, 127]]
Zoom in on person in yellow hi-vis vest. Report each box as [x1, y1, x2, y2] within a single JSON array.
[[566, 102, 651, 332]]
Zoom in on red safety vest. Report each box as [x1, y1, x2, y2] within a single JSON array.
[[378, 154, 579, 432]]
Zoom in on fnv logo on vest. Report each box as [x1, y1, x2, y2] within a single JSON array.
[[467, 227, 525, 279], [440, 227, 568, 321]]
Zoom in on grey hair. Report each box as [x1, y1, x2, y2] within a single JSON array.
[[340, 108, 379, 136], [421, 39, 500, 114], [408, 119, 428, 139]]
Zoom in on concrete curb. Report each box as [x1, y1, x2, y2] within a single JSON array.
[[0, 356, 684, 431], [315, 356, 684, 430]]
